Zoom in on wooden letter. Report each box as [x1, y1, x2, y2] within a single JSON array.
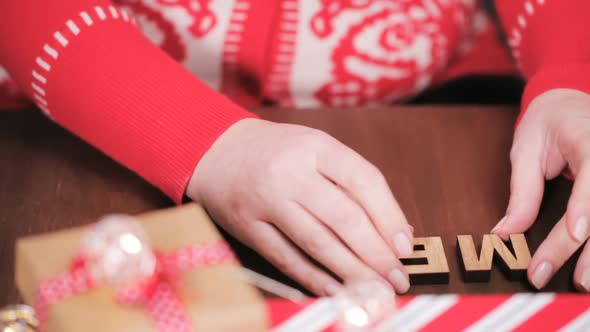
[[402, 237, 450, 284], [457, 234, 531, 282]]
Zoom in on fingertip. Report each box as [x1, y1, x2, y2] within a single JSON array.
[[527, 273, 543, 291], [496, 230, 511, 241], [574, 279, 590, 293], [574, 268, 590, 293], [498, 209, 538, 239], [497, 232, 511, 242], [324, 282, 343, 297], [387, 268, 410, 294], [491, 216, 506, 234], [574, 244, 590, 293], [566, 211, 590, 243], [490, 216, 512, 241], [529, 261, 553, 290], [503, 156, 545, 235], [392, 231, 413, 258], [311, 274, 342, 297]]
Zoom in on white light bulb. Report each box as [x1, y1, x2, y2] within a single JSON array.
[[334, 279, 397, 332], [119, 232, 143, 255], [80, 215, 156, 285], [343, 306, 370, 327]]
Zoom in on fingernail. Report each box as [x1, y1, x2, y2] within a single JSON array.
[[492, 216, 506, 234], [530, 261, 553, 290], [388, 268, 410, 294], [324, 283, 342, 296], [393, 232, 413, 257], [578, 268, 590, 292], [573, 216, 590, 242]]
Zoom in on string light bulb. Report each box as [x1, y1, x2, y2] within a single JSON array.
[[333, 279, 397, 331], [80, 215, 156, 285]]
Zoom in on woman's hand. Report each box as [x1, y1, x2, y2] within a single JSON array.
[[187, 118, 414, 295], [492, 88, 590, 292]]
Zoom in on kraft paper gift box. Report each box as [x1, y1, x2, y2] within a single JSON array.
[[15, 204, 268, 332]]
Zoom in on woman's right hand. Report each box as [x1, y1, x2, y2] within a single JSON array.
[[187, 118, 414, 295]]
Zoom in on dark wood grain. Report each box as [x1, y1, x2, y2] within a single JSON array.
[[0, 106, 576, 306]]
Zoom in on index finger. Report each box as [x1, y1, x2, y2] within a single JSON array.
[[564, 142, 590, 243], [317, 138, 413, 258]]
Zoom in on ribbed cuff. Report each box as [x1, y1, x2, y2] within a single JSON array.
[[36, 11, 257, 204]]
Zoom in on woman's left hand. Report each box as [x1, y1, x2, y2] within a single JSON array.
[[492, 88, 590, 292]]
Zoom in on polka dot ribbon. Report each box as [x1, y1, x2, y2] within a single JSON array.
[[34, 241, 236, 332]]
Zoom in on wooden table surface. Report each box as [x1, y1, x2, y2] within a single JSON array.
[[0, 106, 578, 306]]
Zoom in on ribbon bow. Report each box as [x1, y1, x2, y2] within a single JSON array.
[[34, 242, 235, 332]]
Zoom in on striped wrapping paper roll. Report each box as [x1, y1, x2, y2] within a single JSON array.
[[268, 294, 590, 331]]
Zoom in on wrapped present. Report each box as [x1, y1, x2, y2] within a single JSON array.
[[15, 204, 268, 332]]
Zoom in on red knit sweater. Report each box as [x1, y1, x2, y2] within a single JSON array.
[[0, 0, 589, 203]]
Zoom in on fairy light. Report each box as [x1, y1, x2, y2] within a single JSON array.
[[343, 306, 370, 327], [81, 215, 156, 285], [119, 232, 142, 255], [334, 279, 397, 331]]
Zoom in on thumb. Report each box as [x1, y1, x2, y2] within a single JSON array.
[[492, 132, 545, 240]]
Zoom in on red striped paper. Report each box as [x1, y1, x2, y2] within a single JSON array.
[[269, 294, 590, 331]]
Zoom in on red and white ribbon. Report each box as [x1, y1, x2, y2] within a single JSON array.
[[34, 242, 235, 332]]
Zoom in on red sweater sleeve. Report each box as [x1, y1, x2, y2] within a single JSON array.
[[0, 0, 256, 203], [495, 0, 590, 122]]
